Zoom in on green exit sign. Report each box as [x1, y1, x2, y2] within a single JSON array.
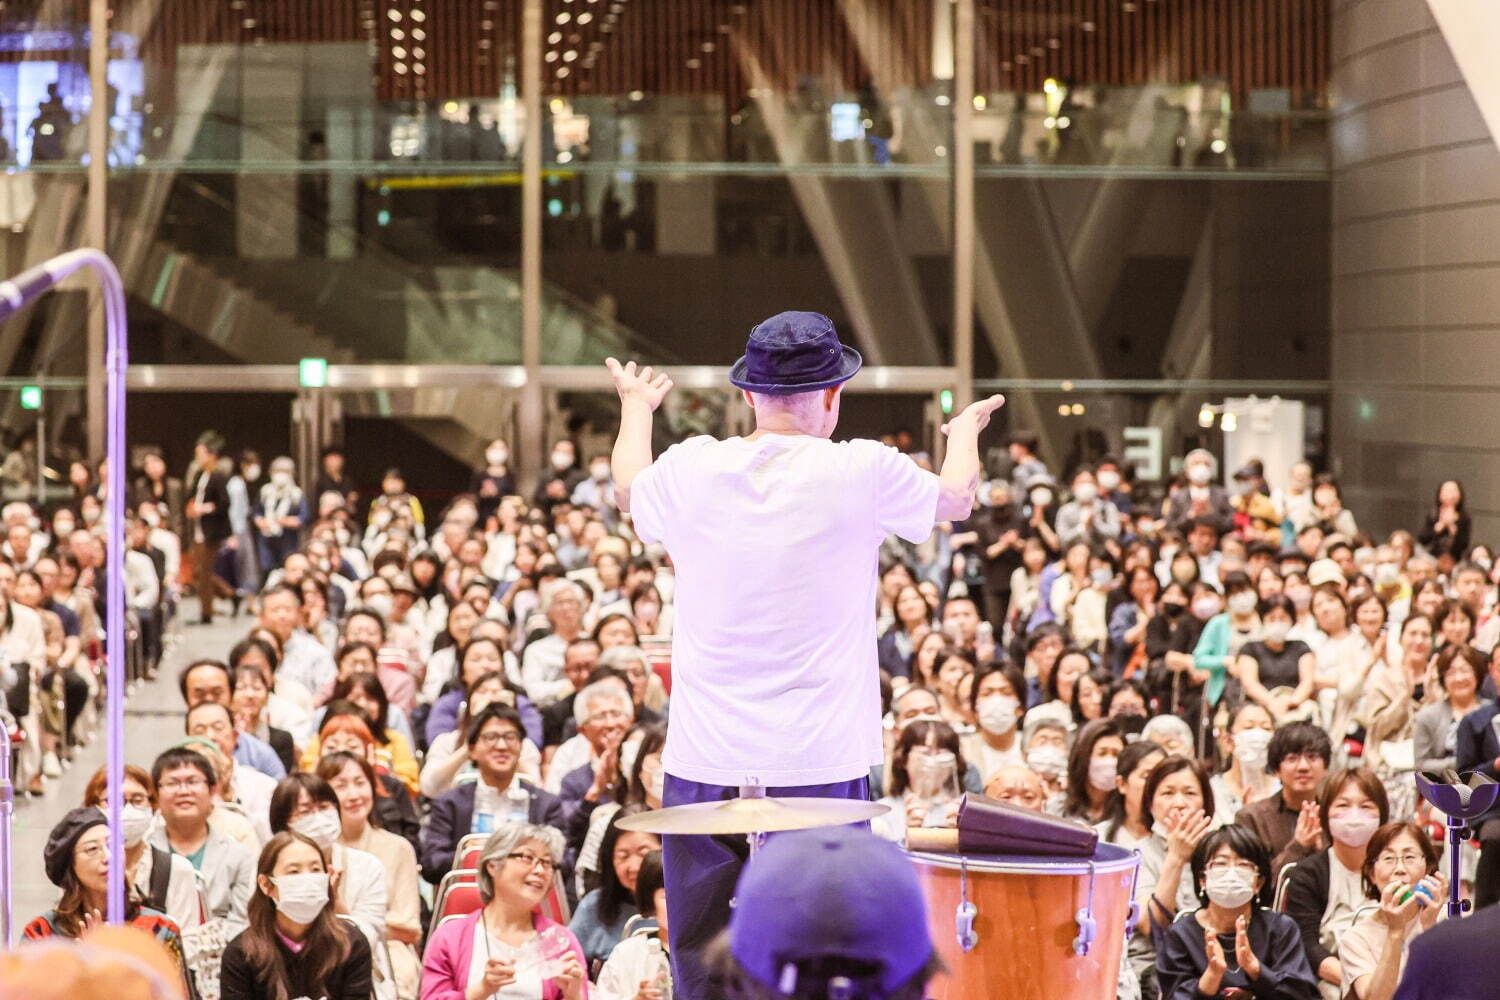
[[19, 384, 41, 410], [939, 389, 954, 415], [298, 357, 328, 388]]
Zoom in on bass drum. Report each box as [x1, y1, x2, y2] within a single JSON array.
[[908, 843, 1139, 1000]]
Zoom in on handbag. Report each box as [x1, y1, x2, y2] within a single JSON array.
[[4, 660, 29, 719]]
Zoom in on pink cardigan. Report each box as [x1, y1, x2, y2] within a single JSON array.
[[420, 909, 590, 1000]]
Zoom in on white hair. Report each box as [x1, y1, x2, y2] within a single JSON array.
[[573, 677, 634, 726], [539, 579, 585, 615], [598, 644, 648, 674], [476, 822, 566, 902], [1142, 714, 1194, 747]]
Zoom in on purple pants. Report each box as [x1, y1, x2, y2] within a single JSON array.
[[661, 772, 872, 1000]]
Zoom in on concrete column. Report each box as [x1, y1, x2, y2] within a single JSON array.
[[519, 0, 544, 489]]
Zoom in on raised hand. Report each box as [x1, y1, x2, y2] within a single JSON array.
[[1166, 810, 1213, 863], [605, 358, 673, 411], [940, 394, 1006, 437], [1293, 800, 1325, 851], [1234, 914, 1261, 979]]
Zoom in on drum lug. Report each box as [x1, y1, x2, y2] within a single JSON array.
[[956, 859, 979, 952], [955, 901, 979, 953], [1072, 860, 1099, 956]]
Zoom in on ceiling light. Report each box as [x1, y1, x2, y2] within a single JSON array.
[[409, 9, 424, 21], [686, 57, 701, 69], [412, 28, 425, 40], [557, 11, 571, 23], [557, 66, 570, 77], [577, 11, 593, 23], [391, 45, 407, 58], [548, 31, 562, 43], [394, 61, 407, 73], [545, 49, 558, 61], [629, 89, 644, 100], [389, 27, 404, 39], [387, 8, 401, 19], [413, 47, 424, 58], [563, 49, 577, 62]]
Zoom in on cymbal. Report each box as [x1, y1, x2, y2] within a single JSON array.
[[616, 796, 891, 836]]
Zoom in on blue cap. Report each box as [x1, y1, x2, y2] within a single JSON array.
[[728, 826, 933, 996], [728, 311, 863, 396]]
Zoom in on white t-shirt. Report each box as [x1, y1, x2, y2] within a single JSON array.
[[631, 434, 939, 786]]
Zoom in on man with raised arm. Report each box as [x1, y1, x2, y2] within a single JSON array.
[[606, 310, 1004, 1000]]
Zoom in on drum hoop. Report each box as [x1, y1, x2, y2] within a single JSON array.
[[906, 849, 1138, 877]]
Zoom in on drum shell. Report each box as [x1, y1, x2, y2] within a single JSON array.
[[909, 845, 1138, 1000]]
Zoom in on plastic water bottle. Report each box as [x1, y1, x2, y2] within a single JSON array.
[[645, 938, 673, 1000], [505, 784, 531, 825], [473, 810, 495, 835]]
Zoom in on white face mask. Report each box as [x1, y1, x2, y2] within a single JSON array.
[[244, 465, 262, 482], [977, 696, 1019, 735], [590, 462, 611, 482], [1375, 563, 1400, 586], [1091, 567, 1113, 588], [486, 447, 508, 467], [271, 470, 293, 487], [121, 804, 154, 847], [550, 450, 573, 471], [908, 750, 958, 799], [291, 808, 342, 851], [1026, 745, 1067, 778], [1087, 756, 1118, 792], [1232, 728, 1272, 764], [1030, 489, 1052, 508], [1228, 591, 1258, 616], [1204, 868, 1258, 908], [1287, 588, 1312, 611], [1329, 812, 1381, 849], [1262, 620, 1291, 643], [1097, 470, 1120, 492], [1073, 482, 1098, 503], [642, 765, 665, 801], [366, 593, 394, 618], [271, 872, 330, 924], [1192, 597, 1221, 620], [1187, 464, 1212, 486]]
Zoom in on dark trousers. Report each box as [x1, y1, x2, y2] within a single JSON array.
[[661, 773, 871, 1000], [1475, 819, 1500, 909]]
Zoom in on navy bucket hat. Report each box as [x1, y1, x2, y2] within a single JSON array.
[[728, 310, 863, 396]]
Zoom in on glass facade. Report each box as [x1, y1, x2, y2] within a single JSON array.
[[0, 0, 1333, 470]]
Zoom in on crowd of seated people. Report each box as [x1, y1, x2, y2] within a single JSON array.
[[8, 426, 1496, 1000]]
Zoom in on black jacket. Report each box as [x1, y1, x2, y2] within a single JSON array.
[[1281, 849, 1338, 974], [187, 468, 232, 544], [1454, 701, 1500, 825], [220, 921, 371, 1000], [1394, 899, 1500, 1000], [266, 726, 296, 775], [420, 779, 567, 883]]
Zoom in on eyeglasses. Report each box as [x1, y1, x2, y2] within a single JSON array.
[[477, 731, 523, 748], [75, 841, 108, 861], [1377, 852, 1426, 869], [586, 709, 629, 725], [1205, 860, 1259, 875], [505, 852, 557, 873], [124, 794, 151, 808], [159, 777, 208, 792], [1280, 753, 1325, 766]]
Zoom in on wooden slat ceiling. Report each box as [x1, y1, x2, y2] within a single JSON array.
[[5, 0, 1327, 107]]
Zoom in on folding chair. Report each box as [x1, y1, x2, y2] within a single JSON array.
[[1273, 861, 1298, 912]]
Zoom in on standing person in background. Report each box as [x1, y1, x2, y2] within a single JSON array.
[[471, 437, 516, 526], [1418, 480, 1470, 575], [185, 431, 233, 625], [605, 311, 1003, 1000], [312, 445, 358, 513], [227, 449, 262, 610], [134, 446, 185, 540], [254, 456, 308, 581]]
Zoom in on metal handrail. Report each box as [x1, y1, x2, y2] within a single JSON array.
[[0, 711, 12, 948]]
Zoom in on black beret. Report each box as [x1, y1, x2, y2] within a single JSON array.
[[44, 806, 107, 887]]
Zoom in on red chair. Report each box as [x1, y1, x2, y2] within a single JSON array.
[[539, 872, 571, 924], [456, 833, 488, 873], [433, 879, 483, 923]]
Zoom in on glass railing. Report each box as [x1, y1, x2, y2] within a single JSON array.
[[12, 97, 1328, 177]]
